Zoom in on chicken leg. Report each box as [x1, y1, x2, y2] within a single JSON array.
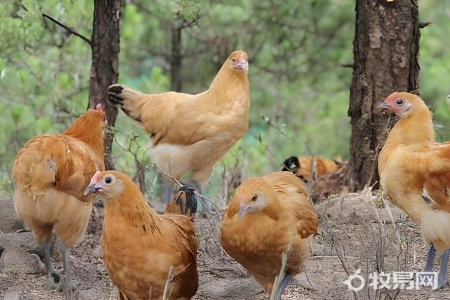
[[42, 239, 76, 293], [274, 272, 293, 300], [424, 243, 449, 289], [60, 242, 72, 286], [424, 243, 436, 273], [437, 250, 449, 289], [43, 239, 61, 283]]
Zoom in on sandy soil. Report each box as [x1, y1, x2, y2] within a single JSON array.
[[1, 191, 450, 300]]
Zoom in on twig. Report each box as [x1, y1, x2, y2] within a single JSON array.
[[254, 133, 286, 167], [311, 255, 358, 260], [302, 268, 316, 291], [419, 21, 432, 28], [162, 266, 174, 300], [270, 237, 292, 300], [331, 234, 358, 300], [42, 13, 92, 46]]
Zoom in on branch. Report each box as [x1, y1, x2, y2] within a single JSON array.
[[341, 63, 354, 69], [419, 21, 432, 29], [42, 13, 92, 46]]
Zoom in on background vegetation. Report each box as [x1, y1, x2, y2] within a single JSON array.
[[1, 0, 449, 199]]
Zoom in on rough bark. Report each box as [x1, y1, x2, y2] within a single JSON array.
[[347, 0, 420, 191], [89, 0, 121, 170], [170, 25, 183, 92]]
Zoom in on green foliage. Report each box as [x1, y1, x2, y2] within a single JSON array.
[[176, 0, 200, 23], [0, 0, 94, 193], [1, 0, 449, 199], [419, 1, 450, 140]]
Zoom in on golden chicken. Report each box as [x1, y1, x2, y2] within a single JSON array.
[[220, 171, 318, 299], [108, 50, 250, 202], [377, 92, 450, 288], [84, 170, 198, 300], [11, 104, 106, 287], [281, 155, 341, 183], [165, 184, 198, 221]]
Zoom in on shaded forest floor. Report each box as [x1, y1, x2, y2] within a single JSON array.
[[1, 191, 450, 300]]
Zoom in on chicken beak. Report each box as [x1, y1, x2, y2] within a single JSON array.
[[84, 183, 99, 196], [373, 101, 391, 113], [237, 196, 247, 219], [235, 60, 248, 71]]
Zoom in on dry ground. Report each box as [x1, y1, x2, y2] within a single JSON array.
[[1, 191, 450, 300]]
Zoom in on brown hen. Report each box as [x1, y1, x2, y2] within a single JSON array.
[[84, 170, 198, 300], [220, 171, 318, 299], [108, 50, 250, 202], [377, 92, 450, 288], [11, 105, 106, 288], [281, 155, 341, 183]]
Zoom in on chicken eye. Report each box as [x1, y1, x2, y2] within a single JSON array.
[[104, 176, 113, 184], [395, 98, 404, 105]]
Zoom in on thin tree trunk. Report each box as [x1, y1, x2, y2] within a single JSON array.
[[89, 0, 121, 170], [347, 0, 420, 192], [170, 25, 182, 92]]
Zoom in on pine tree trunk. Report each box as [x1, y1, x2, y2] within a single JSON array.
[[347, 0, 420, 191], [89, 0, 121, 170], [170, 25, 183, 92]]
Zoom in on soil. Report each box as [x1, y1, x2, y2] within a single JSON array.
[[1, 191, 450, 300]]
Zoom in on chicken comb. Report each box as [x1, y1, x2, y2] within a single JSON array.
[[90, 170, 103, 184], [95, 103, 104, 111], [384, 92, 401, 103]]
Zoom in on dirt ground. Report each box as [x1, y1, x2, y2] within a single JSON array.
[[1, 191, 450, 300]]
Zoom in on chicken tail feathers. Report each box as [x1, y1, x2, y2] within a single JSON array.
[[280, 156, 300, 173], [165, 185, 198, 221], [108, 84, 143, 122], [108, 84, 125, 105]]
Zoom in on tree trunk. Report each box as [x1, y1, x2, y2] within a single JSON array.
[[170, 25, 183, 92], [347, 0, 420, 192], [89, 0, 121, 170]]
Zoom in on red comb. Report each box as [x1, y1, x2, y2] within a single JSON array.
[[384, 92, 400, 103], [90, 170, 102, 184], [95, 103, 104, 111]]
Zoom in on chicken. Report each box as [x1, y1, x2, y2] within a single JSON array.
[[220, 171, 318, 299], [108, 50, 250, 202], [377, 92, 450, 288], [281, 155, 341, 183], [11, 104, 106, 288], [84, 170, 198, 300], [165, 184, 198, 221]]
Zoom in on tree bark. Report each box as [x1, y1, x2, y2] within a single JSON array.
[[89, 0, 121, 170], [170, 25, 183, 92], [347, 0, 420, 191]]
